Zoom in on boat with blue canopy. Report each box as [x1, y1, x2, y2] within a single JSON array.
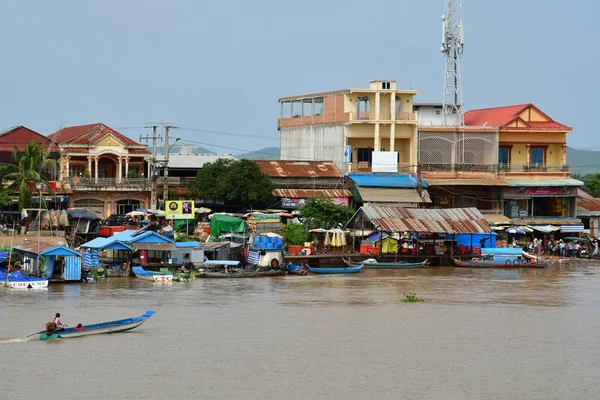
[[453, 247, 548, 268]]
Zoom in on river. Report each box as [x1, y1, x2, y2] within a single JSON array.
[[1, 261, 599, 399]]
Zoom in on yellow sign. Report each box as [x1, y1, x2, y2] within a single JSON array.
[[165, 200, 195, 219]]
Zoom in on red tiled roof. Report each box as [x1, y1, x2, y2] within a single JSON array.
[[464, 104, 570, 130], [255, 160, 342, 178], [48, 123, 143, 146], [0, 126, 56, 151]]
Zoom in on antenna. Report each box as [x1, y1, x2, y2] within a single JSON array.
[[441, 0, 464, 126]]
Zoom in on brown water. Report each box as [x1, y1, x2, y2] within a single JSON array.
[[1, 262, 599, 399]]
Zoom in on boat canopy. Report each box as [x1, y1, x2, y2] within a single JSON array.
[[203, 260, 240, 266], [480, 248, 523, 255]]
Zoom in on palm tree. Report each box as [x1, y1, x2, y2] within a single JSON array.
[[1, 141, 57, 211]]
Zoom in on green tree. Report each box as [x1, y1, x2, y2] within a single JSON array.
[[584, 173, 600, 196], [281, 223, 310, 246], [188, 159, 275, 209], [1, 141, 57, 210], [298, 197, 354, 229]]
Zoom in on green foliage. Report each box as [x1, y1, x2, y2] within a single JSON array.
[[297, 197, 354, 229], [584, 173, 600, 196], [175, 233, 196, 242], [127, 169, 140, 178], [0, 141, 57, 210], [281, 223, 310, 246], [403, 293, 423, 302], [187, 159, 275, 209]]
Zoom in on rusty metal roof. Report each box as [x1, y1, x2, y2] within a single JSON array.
[[358, 205, 490, 233], [272, 188, 352, 198], [577, 199, 600, 212], [255, 160, 342, 178]]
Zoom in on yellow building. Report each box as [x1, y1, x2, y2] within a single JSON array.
[[49, 124, 151, 217], [278, 80, 418, 174]]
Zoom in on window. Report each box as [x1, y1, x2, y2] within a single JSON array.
[[381, 81, 390, 89], [116, 200, 141, 215], [357, 148, 373, 163], [435, 110, 441, 115], [530, 147, 544, 165], [70, 166, 85, 177]]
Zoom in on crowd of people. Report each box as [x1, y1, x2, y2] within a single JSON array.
[[509, 237, 599, 258]]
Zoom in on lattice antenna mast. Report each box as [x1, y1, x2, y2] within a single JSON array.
[[441, 0, 465, 125]]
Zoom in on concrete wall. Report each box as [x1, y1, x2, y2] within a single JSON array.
[[416, 105, 445, 125], [280, 125, 345, 172]]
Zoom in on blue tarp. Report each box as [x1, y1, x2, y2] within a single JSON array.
[[480, 247, 523, 255], [455, 233, 497, 247], [175, 242, 200, 248], [348, 174, 426, 188]]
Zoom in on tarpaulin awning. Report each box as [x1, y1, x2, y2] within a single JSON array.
[[355, 187, 431, 204], [531, 225, 561, 233], [505, 178, 584, 187], [482, 213, 511, 224], [210, 214, 247, 236], [560, 224, 584, 233], [130, 242, 178, 251], [348, 173, 425, 188]]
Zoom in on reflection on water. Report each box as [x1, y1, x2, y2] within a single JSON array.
[[1, 261, 599, 400]]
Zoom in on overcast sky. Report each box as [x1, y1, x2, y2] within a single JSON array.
[[1, 0, 597, 154]]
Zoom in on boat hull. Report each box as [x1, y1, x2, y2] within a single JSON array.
[[308, 265, 363, 274], [453, 259, 547, 268], [1, 272, 49, 289], [131, 266, 173, 282], [343, 258, 428, 269], [39, 311, 155, 340]]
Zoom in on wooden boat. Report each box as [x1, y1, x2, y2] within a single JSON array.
[[343, 258, 429, 269], [307, 265, 363, 274], [0, 270, 48, 289], [453, 247, 549, 268], [131, 266, 173, 282], [286, 263, 308, 275], [39, 311, 155, 340], [197, 260, 285, 278], [453, 258, 548, 268], [160, 267, 193, 282]]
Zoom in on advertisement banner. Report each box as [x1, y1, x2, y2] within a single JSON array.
[[165, 200, 195, 219]]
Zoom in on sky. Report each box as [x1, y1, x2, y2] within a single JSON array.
[[1, 0, 598, 154]]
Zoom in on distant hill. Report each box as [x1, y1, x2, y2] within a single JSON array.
[[155, 144, 215, 154], [236, 147, 280, 160], [567, 147, 600, 175]]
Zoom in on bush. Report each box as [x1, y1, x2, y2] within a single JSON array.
[[282, 223, 310, 246]]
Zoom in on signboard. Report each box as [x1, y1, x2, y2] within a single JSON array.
[[165, 200, 195, 219], [505, 186, 576, 198], [372, 151, 398, 173]]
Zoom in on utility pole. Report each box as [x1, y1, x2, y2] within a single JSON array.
[[140, 125, 161, 209], [163, 125, 171, 204]]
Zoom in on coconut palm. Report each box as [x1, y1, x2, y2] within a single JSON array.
[[1, 141, 57, 210]]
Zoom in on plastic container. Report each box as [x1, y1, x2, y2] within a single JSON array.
[[360, 245, 369, 254], [288, 245, 303, 255]]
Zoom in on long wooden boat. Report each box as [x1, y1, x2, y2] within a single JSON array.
[[453, 259, 548, 268], [308, 265, 363, 274], [198, 269, 286, 278], [39, 311, 155, 340], [342, 258, 429, 269], [131, 266, 173, 282]]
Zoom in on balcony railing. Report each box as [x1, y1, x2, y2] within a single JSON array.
[[420, 163, 570, 173], [66, 177, 152, 191], [348, 111, 417, 122], [348, 162, 414, 174]]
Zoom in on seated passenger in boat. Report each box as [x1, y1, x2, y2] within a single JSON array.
[[74, 323, 84, 331]]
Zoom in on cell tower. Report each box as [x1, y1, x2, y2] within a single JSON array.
[[441, 0, 465, 125]]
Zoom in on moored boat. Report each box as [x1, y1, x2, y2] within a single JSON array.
[[343, 258, 429, 269], [286, 263, 308, 275], [453, 247, 548, 268], [0, 270, 48, 289], [39, 310, 155, 340], [307, 265, 363, 274], [131, 266, 173, 282]]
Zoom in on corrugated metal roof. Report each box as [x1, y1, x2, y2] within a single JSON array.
[[357, 206, 490, 233], [256, 160, 342, 178], [157, 153, 237, 169], [348, 174, 426, 188], [356, 187, 431, 203], [505, 178, 583, 187], [577, 199, 600, 212], [424, 178, 509, 186], [272, 189, 352, 198]]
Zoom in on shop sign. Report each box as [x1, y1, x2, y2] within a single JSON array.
[[165, 200, 195, 219], [510, 186, 575, 197], [281, 197, 349, 209]]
